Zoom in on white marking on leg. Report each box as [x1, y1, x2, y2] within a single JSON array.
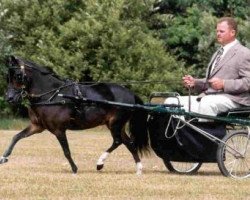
[[0, 156, 8, 163], [97, 152, 109, 165], [136, 162, 143, 175]]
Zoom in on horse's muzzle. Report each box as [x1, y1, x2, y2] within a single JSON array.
[[5, 88, 22, 104]]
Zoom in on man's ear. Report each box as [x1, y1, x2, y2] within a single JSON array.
[[231, 29, 236, 37]]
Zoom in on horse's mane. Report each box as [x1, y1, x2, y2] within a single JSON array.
[[16, 56, 65, 81]]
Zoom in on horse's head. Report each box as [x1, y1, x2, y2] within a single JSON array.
[[5, 55, 66, 105], [5, 56, 29, 104]]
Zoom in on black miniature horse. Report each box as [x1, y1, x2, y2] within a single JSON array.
[[1, 56, 149, 174]]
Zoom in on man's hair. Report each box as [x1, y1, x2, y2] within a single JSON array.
[[217, 17, 238, 33]]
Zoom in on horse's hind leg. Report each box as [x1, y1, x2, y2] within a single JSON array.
[[121, 130, 143, 175], [96, 138, 122, 171], [97, 122, 142, 175], [0, 125, 44, 164], [96, 127, 142, 175], [54, 131, 78, 173], [96, 122, 123, 171]]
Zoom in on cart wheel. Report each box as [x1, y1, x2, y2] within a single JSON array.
[[163, 160, 202, 174], [217, 131, 250, 179]]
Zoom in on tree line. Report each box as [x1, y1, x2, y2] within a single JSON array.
[[0, 0, 249, 116]]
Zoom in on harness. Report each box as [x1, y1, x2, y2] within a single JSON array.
[[8, 64, 87, 107]]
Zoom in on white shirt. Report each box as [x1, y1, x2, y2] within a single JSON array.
[[220, 39, 238, 59]]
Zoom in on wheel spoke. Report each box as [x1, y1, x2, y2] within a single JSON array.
[[242, 159, 250, 172], [243, 137, 249, 156], [228, 160, 236, 175], [225, 158, 236, 169]]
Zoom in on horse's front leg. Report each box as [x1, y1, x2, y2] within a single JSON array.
[[54, 131, 78, 173], [0, 125, 44, 164]]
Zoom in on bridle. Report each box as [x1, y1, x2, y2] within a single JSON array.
[[8, 63, 85, 105], [8, 64, 29, 98]]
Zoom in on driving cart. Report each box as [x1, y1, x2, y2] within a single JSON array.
[[147, 92, 250, 179]]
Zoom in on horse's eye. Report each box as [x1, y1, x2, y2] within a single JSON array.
[[14, 73, 23, 83]]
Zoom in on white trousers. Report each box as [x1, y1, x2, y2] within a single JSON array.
[[165, 94, 241, 116]]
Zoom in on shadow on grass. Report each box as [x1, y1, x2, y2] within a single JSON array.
[[47, 167, 222, 177]]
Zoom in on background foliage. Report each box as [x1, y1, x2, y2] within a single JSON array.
[[0, 0, 249, 116]]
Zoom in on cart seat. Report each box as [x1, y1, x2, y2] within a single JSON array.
[[148, 92, 250, 118], [218, 106, 250, 118]]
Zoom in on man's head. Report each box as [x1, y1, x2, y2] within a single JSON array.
[[216, 17, 237, 46]]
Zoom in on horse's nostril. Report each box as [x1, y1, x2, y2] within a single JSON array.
[[7, 97, 13, 102]]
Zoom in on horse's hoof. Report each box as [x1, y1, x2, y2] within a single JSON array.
[[136, 171, 142, 176], [97, 164, 104, 171], [0, 157, 8, 164], [72, 166, 78, 174]]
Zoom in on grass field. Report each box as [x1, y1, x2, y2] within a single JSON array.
[[0, 128, 249, 200]]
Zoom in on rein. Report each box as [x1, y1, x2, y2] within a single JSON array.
[[28, 83, 75, 99], [27, 82, 83, 106], [78, 79, 182, 85]]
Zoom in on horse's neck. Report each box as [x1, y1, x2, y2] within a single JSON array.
[[30, 74, 65, 95]]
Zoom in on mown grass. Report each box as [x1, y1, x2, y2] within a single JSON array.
[[0, 129, 249, 200]]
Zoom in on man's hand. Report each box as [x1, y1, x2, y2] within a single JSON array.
[[182, 75, 195, 88], [208, 77, 224, 90]]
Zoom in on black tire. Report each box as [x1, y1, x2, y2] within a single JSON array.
[[163, 159, 202, 174], [217, 131, 250, 179]]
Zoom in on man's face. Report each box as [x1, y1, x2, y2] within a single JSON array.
[[216, 21, 236, 46]]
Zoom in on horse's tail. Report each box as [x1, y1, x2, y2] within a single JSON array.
[[129, 95, 150, 155]]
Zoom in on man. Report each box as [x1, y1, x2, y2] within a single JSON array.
[[166, 17, 250, 117]]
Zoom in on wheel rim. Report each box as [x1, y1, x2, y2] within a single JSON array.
[[223, 134, 250, 179], [170, 162, 201, 173]]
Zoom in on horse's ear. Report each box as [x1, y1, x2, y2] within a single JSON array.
[[7, 55, 19, 67], [10, 55, 18, 62]]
